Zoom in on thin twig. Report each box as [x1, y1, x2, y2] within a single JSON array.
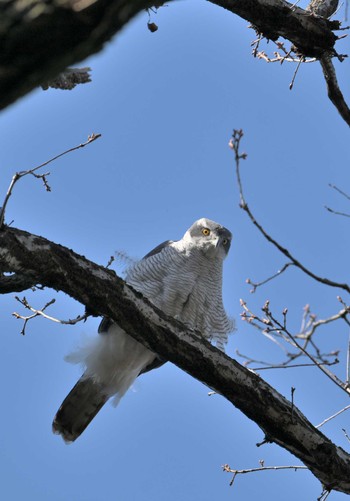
[[246, 262, 294, 293], [251, 33, 263, 58], [297, 304, 350, 340], [12, 296, 89, 335], [252, 361, 339, 370], [289, 57, 303, 90], [316, 404, 350, 428], [329, 183, 350, 201], [343, 428, 350, 443], [318, 488, 332, 501], [106, 255, 115, 268], [347, 331, 350, 385], [325, 183, 350, 216], [291, 387, 296, 424], [324, 206, 350, 217], [222, 463, 307, 486], [240, 299, 340, 368], [320, 56, 350, 127], [229, 129, 350, 293], [0, 133, 101, 228], [262, 302, 350, 395]]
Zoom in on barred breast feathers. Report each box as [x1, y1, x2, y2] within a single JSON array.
[[126, 241, 233, 350]]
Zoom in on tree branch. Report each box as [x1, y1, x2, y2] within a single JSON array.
[[0, 133, 101, 229], [230, 129, 350, 293], [222, 463, 307, 487], [0, 225, 350, 494], [0, 273, 39, 293], [12, 296, 89, 336], [320, 56, 350, 127], [210, 0, 338, 55], [0, 0, 339, 111], [41, 67, 92, 90]]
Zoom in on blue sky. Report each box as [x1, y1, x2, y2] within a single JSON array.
[[1, 2, 350, 500]]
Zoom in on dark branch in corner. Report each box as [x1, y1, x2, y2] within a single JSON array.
[[0, 0, 339, 111]]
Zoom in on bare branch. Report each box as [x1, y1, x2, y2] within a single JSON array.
[[12, 296, 89, 335], [318, 489, 332, 501], [255, 39, 317, 64], [255, 361, 339, 370], [246, 262, 294, 293], [0, 133, 101, 229], [320, 56, 350, 127], [329, 183, 350, 201], [296, 302, 350, 340], [236, 347, 339, 370], [325, 183, 350, 217], [343, 428, 350, 443], [347, 331, 350, 385], [230, 129, 350, 293], [1, 225, 350, 493], [325, 206, 350, 217], [261, 301, 350, 395], [241, 297, 344, 388], [250, 22, 350, 121], [222, 463, 307, 486], [316, 404, 350, 428], [106, 256, 115, 269]]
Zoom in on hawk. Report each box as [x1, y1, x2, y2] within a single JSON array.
[[53, 218, 233, 442]]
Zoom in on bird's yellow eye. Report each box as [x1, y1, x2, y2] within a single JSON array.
[[222, 239, 228, 245], [202, 228, 210, 236]]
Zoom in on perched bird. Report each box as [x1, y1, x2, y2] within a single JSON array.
[[306, 0, 339, 18], [53, 218, 233, 442]]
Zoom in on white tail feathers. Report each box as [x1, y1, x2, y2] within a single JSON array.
[[66, 324, 156, 405], [53, 325, 157, 442]]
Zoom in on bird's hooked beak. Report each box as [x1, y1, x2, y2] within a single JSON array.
[[214, 235, 225, 248], [209, 234, 225, 256], [212, 232, 231, 257]]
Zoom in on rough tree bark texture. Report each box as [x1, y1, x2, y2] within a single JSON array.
[[1, 226, 350, 494], [0, 0, 338, 111]]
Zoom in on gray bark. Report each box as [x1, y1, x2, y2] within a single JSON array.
[[1, 225, 350, 494], [0, 0, 339, 111]]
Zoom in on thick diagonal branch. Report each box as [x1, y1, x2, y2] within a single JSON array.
[[0, 225, 350, 494]]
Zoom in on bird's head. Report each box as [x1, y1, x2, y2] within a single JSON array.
[[183, 218, 232, 259]]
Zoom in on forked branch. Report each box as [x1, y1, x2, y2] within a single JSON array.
[[0, 133, 101, 229]]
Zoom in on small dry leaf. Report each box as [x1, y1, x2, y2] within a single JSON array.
[[147, 22, 158, 33]]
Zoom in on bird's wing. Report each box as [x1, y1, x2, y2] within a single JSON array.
[[98, 239, 175, 334], [142, 239, 174, 259], [97, 239, 175, 368]]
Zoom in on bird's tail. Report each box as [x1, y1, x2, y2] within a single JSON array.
[[53, 325, 157, 442], [53, 375, 109, 443]]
